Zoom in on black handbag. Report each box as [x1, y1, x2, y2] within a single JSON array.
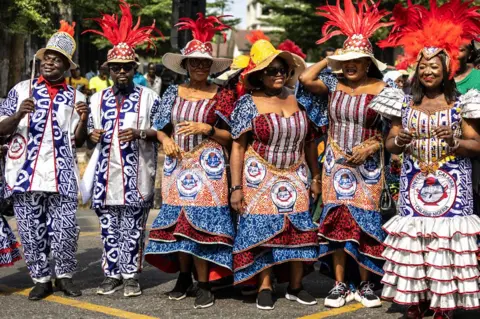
[[379, 146, 396, 223]]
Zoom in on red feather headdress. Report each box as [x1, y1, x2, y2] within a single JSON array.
[[316, 0, 392, 55], [83, 0, 162, 63], [246, 30, 270, 44], [176, 13, 231, 44], [278, 40, 307, 59], [378, 0, 480, 79]]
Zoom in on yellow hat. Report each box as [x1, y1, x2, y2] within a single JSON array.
[[243, 40, 305, 89]]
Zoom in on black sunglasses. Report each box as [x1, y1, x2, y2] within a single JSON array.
[[188, 58, 213, 69], [109, 64, 136, 73], [264, 67, 288, 77]]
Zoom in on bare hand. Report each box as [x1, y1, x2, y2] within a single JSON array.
[[89, 129, 105, 144], [16, 98, 35, 119], [176, 121, 211, 137], [432, 125, 454, 146], [310, 181, 321, 202], [75, 101, 89, 121], [230, 189, 246, 214], [118, 128, 140, 143], [396, 129, 414, 146], [347, 146, 375, 166], [162, 137, 181, 158]]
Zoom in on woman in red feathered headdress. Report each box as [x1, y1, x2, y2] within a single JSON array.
[[297, 0, 392, 309], [144, 13, 238, 310], [370, 1, 480, 318]]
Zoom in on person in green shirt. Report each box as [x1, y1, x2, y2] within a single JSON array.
[[454, 42, 480, 94]]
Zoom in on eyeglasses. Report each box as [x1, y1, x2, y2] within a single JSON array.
[[264, 67, 288, 77], [188, 58, 213, 69], [109, 64, 135, 73]]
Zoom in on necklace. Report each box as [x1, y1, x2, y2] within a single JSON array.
[[349, 77, 368, 94], [264, 87, 283, 97]]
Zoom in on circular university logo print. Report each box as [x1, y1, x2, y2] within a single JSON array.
[[200, 148, 225, 180], [359, 154, 381, 184], [296, 164, 309, 187], [176, 170, 202, 200], [333, 168, 357, 200], [8, 134, 27, 160], [324, 146, 335, 176], [163, 156, 177, 176], [244, 157, 266, 188], [271, 181, 297, 213]]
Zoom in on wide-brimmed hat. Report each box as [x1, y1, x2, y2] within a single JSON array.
[[36, 21, 77, 69], [327, 35, 387, 74], [243, 40, 306, 89], [214, 54, 250, 85], [162, 39, 232, 75]]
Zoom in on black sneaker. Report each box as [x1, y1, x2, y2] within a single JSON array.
[[354, 281, 381, 308], [28, 282, 53, 301], [194, 283, 214, 309], [123, 278, 142, 297], [324, 281, 354, 308], [241, 285, 258, 296], [96, 277, 123, 295], [55, 278, 82, 297], [285, 286, 317, 305], [256, 289, 275, 310], [168, 272, 193, 300]]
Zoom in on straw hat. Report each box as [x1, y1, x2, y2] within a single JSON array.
[[243, 40, 306, 89], [162, 39, 232, 75], [36, 21, 77, 70]]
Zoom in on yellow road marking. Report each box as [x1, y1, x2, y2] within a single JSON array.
[[0, 285, 159, 319], [297, 303, 364, 319]]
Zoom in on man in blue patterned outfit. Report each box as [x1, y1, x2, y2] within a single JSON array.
[[83, 0, 161, 298], [0, 21, 89, 300]]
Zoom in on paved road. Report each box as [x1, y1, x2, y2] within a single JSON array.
[[1, 210, 480, 319]]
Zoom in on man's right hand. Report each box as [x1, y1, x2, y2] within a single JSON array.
[[89, 129, 105, 144], [15, 98, 35, 119]]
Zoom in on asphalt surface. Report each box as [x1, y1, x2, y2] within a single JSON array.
[[1, 210, 480, 319]]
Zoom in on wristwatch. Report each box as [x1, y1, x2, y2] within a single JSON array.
[[229, 185, 243, 193], [139, 130, 147, 140], [207, 125, 215, 137]]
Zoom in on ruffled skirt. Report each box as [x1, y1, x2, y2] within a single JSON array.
[[381, 215, 480, 311], [233, 212, 319, 285], [0, 215, 21, 267]]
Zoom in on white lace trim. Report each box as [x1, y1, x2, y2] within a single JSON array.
[[368, 87, 404, 119], [460, 89, 480, 119]]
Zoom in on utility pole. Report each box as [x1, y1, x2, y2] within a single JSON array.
[[171, 0, 207, 50]]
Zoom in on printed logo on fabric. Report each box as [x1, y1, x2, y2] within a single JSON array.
[[7, 134, 27, 160], [176, 170, 202, 200], [163, 156, 177, 176], [324, 146, 335, 176], [359, 154, 381, 184], [244, 157, 266, 188], [333, 168, 357, 200], [271, 181, 297, 213], [409, 171, 457, 217], [200, 148, 225, 180], [296, 164, 309, 187]]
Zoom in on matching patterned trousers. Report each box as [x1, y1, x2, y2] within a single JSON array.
[[13, 192, 79, 283], [96, 206, 149, 279]]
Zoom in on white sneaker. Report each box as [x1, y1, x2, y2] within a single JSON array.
[[324, 282, 353, 308], [354, 281, 381, 308]]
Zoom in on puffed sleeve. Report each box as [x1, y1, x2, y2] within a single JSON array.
[[296, 73, 337, 128], [229, 94, 258, 139], [369, 87, 405, 119], [214, 86, 237, 126], [153, 84, 178, 131], [459, 89, 480, 119]]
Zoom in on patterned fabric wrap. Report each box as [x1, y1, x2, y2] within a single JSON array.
[[0, 215, 21, 268], [317, 73, 387, 277], [96, 206, 149, 279], [88, 85, 160, 208], [145, 139, 234, 276], [372, 93, 480, 311], [13, 192, 79, 282], [230, 94, 315, 169], [233, 147, 318, 284], [0, 79, 84, 199]]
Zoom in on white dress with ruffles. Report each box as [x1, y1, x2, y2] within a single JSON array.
[[370, 88, 480, 311]]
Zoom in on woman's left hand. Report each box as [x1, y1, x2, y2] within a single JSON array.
[[432, 125, 454, 146], [310, 180, 322, 202], [347, 145, 376, 166], [176, 121, 212, 137]]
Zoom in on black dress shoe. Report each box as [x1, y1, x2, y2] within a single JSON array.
[[55, 278, 82, 297], [28, 282, 53, 301]]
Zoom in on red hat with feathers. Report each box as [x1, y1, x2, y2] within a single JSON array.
[[83, 0, 162, 64], [378, 0, 480, 79], [162, 13, 233, 75]]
